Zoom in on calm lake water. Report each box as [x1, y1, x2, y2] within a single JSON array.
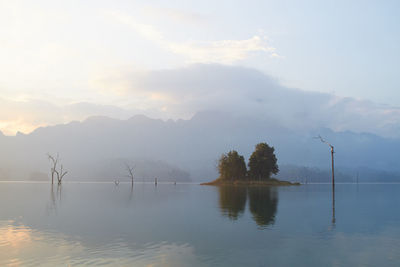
[[1, 182, 400, 266]]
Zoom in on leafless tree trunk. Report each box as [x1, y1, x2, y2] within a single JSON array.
[[56, 164, 68, 184], [315, 135, 335, 187], [47, 153, 59, 184], [125, 163, 135, 186], [47, 153, 68, 184], [315, 136, 337, 228]]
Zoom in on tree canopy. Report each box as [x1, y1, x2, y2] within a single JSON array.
[[248, 143, 279, 180], [218, 150, 247, 181], [216, 143, 279, 182]]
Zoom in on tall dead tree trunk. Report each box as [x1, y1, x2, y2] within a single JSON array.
[[315, 136, 336, 227], [56, 164, 68, 184], [331, 146, 335, 187], [47, 153, 68, 184], [125, 163, 135, 187], [47, 153, 59, 184], [315, 135, 335, 187]]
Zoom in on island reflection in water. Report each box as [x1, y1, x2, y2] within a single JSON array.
[[2, 182, 400, 266], [218, 186, 278, 227]]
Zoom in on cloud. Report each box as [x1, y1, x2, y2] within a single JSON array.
[[94, 64, 400, 138], [3, 62, 400, 138], [0, 98, 136, 135], [108, 11, 279, 64], [168, 36, 279, 63], [142, 6, 208, 25]]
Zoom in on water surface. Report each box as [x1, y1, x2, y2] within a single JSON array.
[[0, 182, 399, 266]]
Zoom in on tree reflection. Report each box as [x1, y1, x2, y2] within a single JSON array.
[[248, 187, 278, 227], [331, 186, 336, 227], [217, 186, 279, 227], [46, 184, 62, 215], [218, 186, 247, 220]]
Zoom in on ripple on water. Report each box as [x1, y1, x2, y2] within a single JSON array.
[[0, 220, 200, 266]]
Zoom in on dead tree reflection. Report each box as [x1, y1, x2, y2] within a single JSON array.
[[46, 183, 63, 215], [331, 186, 336, 227]]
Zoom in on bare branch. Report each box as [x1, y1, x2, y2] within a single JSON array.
[[314, 135, 335, 186], [314, 135, 334, 150], [54, 169, 60, 183], [47, 153, 60, 184], [47, 153, 67, 184], [125, 162, 135, 182], [47, 153, 59, 166], [59, 165, 68, 180]]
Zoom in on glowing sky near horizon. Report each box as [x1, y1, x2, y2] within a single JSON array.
[[1, 0, 400, 135]]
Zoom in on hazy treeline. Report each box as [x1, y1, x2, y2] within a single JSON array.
[[0, 111, 400, 182]]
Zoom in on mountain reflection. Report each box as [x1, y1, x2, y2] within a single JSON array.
[[217, 186, 278, 227]]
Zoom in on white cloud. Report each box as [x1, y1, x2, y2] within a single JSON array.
[[3, 63, 400, 139], [142, 6, 208, 25], [94, 64, 400, 138], [168, 36, 278, 63], [108, 11, 279, 64], [0, 98, 136, 135]]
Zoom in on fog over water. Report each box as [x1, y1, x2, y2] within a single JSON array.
[[2, 2, 400, 266]]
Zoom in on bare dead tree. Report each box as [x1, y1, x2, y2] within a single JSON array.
[[56, 164, 68, 184], [125, 163, 135, 186], [314, 135, 335, 187], [47, 153, 68, 184], [47, 153, 59, 184]]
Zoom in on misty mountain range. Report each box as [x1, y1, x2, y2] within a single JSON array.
[[1, 111, 400, 183], [4, 64, 400, 139]]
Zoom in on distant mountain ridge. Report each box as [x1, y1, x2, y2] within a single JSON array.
[[0, 111, 399, 182]]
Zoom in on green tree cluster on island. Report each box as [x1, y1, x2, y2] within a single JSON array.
[[218, 143, 279, 181]]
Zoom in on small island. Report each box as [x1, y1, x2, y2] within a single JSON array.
[[202, 143, 300, 186]]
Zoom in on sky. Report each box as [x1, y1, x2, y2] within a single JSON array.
[[1, 0, 399, 135]]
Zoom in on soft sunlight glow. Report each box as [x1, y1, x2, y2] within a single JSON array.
[[2, 1, 400, 266], [0, 223, 32, 248], [0, 0, 399, 135], [0, 119, 44, 136]]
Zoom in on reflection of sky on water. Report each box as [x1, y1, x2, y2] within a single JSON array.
[[0, 183, 400, 266], [0, 220, 200, 266], [0, 220, 85, 266]]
